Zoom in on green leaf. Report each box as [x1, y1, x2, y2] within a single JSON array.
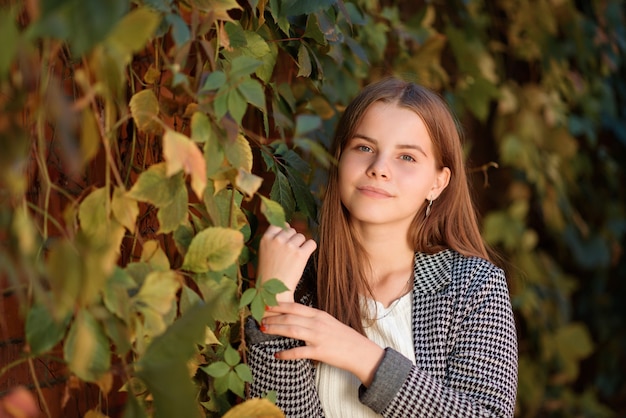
[[64, 309, 111, 382], [157, 177, 188, 234], [239, 288, 257, 308], [78, 187, 109, 238], [103, 267, 136, 322], [269, 171, 294, 221], [229, 55, 263, 80], [32, 0, 129, 56], [190, 112, 211, 143], [213, 85, 229, 120], [129, 89, 161, 133], [128, 163, 182, 207], [227, 87, 248, 126], [224, 345, 240, 366], [26, 304, 70, 355], [250, 293, 265, 322], [46, 239, 82, 319], [202, 70, 227, 91], [121, 393, 148, 418], [107, 7, 162, 59], [262, 278, 289, 294], [136, 301, 214, 418], [179, 285, 202, 315], [237, 78, 266, 112], [203, 361, 230, 378], [260, 196, 287, 228], [285, 166, 316, 219], [182, 227, 244, 272], [0, 8, 19, 78], [304, 14, 327, 45], [234, 363, 253, 383], [280, 0, 337, 17], [204, 127, 226, 177], [102, 313, 131, 355], [228, 371, 245, 398], [165, 12, 190, 47], [196, 274, 239, 323], [297, 44, 312, 77], [294, 114, 321, 137]]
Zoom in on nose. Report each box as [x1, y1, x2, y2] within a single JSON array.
[[367, 155, 389, 179]]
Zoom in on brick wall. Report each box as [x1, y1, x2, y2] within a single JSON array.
[[0, 277, 123, 417]]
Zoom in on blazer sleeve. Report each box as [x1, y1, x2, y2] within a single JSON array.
[[245, 317, 325, 417], [359, 262, 518, 417]]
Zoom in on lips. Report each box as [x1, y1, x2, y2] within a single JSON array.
[[356, 185, 393, 198]]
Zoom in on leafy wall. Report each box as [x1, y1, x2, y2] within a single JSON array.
[[0, 0, 624, 417]]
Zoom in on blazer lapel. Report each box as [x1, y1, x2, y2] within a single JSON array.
[[411, 250, 454, 378]]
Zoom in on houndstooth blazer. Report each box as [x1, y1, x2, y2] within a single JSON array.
[[245, 249, 519, 417]]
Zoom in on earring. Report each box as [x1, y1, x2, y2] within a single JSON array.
[[425, 199, 433, 218]]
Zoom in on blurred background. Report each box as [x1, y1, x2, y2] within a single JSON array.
[[0, 0, 624, 417]]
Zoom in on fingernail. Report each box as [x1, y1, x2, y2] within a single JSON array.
[[265, 305, 270, 311], [273, 353, 280, 359]]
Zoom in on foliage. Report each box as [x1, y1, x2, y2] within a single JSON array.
[[0, 0, 624, 417]]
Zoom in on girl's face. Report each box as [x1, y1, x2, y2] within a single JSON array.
[[338, 101, 450, 232]]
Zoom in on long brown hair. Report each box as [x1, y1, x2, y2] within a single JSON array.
[[316, 77, 489, 334]]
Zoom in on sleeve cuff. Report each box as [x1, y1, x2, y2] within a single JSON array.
[[244, 315, 284, 344], [358, 347, 413, 413]]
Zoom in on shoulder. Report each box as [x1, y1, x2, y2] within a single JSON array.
[[414, 250, 506, 295]]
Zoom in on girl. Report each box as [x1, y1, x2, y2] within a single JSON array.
[[246, 78, 518, 417]]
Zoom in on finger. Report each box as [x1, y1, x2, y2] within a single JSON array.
[[264, 224, 283, 238], [301, 238, 317, 255], [260, 319, 314, 341], [265, 302, 318, 317], [287, 232, 306, 247]]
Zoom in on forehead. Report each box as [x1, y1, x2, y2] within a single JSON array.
[[351, 101, 432, 146]]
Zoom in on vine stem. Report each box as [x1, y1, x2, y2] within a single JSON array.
[[28, 357, 52, 418]]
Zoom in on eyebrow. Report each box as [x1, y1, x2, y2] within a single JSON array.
[[351, 134, 428, 157]]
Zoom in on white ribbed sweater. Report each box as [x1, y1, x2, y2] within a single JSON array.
[[315, 292, 416, 417]]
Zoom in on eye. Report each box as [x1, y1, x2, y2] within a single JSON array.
[[357, 145, 373, 153], [400, 154, 416, 162]]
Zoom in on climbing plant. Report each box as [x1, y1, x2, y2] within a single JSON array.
[[0, 0, 624, 417]]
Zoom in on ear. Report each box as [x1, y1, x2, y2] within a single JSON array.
[[429, 167, 451, 200]]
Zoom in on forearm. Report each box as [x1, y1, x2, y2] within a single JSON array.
[[245, 318, 325, 416]]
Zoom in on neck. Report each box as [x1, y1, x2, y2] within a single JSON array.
[[351, 222, 415, 306]]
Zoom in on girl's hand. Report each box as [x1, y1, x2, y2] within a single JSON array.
[[257, 224, 317, 303], [260, 302, 385, 387]]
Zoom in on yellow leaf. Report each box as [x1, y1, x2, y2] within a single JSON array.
[[205, 327, 222, 345], [189, 0, 243, 21], [234, 169, 263, 197], [144, 64, 161, 84], [224, 134, 253, 172], [112, 187, 139, 232], [134, 271, 181, 315], [140, 240, 170, 271], [182, 227, 243, 272], [129, 89, 161, 133], [222, 398, 284, 418], [81, 108, 101, 164], [163, 129, 207, 199], [84, 409, 110, 418], [96, 372, 114, 397], [79, 187, 109, 238]]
